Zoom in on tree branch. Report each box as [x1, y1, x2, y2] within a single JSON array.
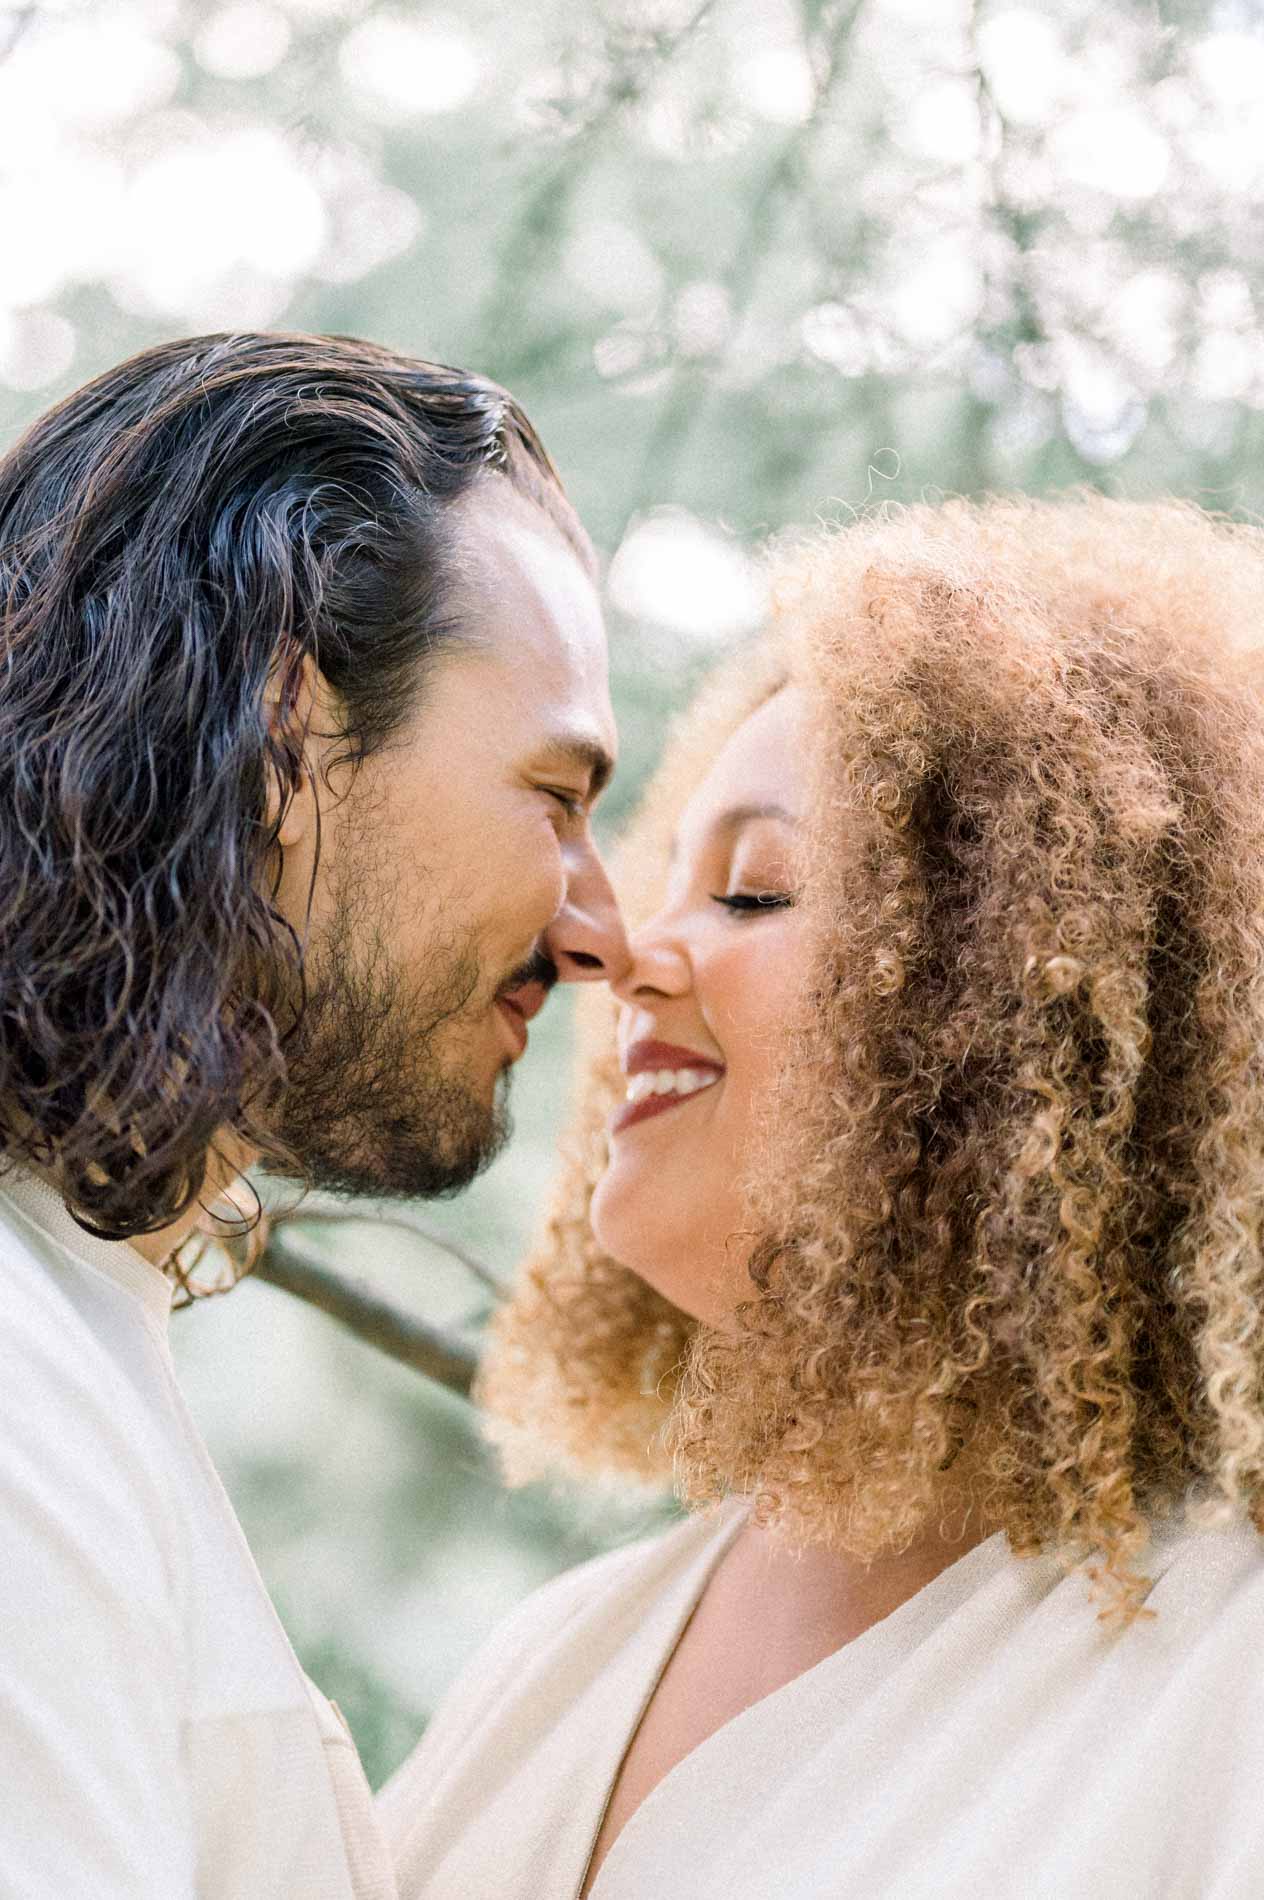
[[269, 1206, 507, 1300], [255, 1230, 481, 1397]]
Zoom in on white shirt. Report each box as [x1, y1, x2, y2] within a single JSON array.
[[0, 1167, 396, 1900], [380, 1496, 1264, 1899]]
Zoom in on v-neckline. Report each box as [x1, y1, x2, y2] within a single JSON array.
[[583, 1518, 1010, 1899], [574, 1502, 748, 1899]]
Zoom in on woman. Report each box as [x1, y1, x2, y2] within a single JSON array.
[[381, 496, 1264, 1898]]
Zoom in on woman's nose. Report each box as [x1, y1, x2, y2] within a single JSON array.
[[543, 838, 632, 984], [608, 912, 692, 1005]]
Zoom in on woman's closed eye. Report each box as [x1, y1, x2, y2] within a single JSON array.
[[711, 890, 795, 914]]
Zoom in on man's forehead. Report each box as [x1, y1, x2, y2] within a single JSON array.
[[462, 502, 604, 666], [446, 484, 617, 765]]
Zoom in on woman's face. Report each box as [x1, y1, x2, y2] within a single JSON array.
[[591, 688, 810, 1324]]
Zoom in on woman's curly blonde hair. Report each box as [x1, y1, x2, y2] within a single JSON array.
[[481, 494, 1264, 1617]]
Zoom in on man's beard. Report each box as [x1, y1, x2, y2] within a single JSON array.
[[267, 893, 511, 1202]]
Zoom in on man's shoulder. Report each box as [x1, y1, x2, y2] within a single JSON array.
[[0, 1204, 203, 1891], [0, 1195, 180, 1581], [420, 1509, 720, 1721], [0, 1193, 156, 1401]]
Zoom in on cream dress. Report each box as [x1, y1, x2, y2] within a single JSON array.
[[380, 1498, 1264, 1900]]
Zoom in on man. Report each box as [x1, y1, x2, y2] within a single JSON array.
[[0, 333, 628, 1896]]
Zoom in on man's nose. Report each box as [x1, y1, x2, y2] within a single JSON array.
[[544, 840, 631, 984]]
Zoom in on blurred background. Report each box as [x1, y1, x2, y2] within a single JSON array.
[[2, 0, 1262, 1788]]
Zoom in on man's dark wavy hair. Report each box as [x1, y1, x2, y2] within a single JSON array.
[[0, 330, 592, 1244]]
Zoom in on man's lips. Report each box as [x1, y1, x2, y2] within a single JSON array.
[[495, 979, 551, 1062], [611, 1038, 725, 1135]]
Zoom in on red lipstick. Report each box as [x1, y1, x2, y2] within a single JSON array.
[[611, 1039, 725, 1135]]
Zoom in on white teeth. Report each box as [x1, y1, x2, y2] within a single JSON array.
[[624, 1067, 721, 1105]]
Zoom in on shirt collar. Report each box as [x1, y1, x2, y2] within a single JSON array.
[[0, 1164, 175, 1326]]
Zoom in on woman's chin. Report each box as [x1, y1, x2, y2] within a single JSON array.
[[593, 1172, 686, 1308], [589, 1166, 645, 1276], [591, 1169, 738, 1326]]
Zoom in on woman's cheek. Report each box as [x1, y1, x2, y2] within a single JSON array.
[[715, 923, 809, 1100]]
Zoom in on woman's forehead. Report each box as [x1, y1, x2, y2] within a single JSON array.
[[676, 688, 805, 846]]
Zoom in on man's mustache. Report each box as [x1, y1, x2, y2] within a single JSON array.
[[498, 946, 558, 997]]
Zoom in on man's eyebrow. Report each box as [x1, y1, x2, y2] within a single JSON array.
[[537, 733, 615, 798], [668, 801, 798, 862]]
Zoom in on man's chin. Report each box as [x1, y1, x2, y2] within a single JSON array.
[[266, 919, 516, 1203], [269, 1074, 513, 1203]]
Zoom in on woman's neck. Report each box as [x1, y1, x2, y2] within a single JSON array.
[[714, 1501, 992, 1667]]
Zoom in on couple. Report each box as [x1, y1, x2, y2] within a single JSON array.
[[5, 334, 1264, 1899]]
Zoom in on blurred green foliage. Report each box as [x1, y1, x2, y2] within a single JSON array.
[[3, 0, 1264, 1787]]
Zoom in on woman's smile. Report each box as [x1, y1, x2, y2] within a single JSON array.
[[611, 1038, 726, 1135]]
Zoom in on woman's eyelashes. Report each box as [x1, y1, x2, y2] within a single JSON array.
[[711, 890, 795, 914]]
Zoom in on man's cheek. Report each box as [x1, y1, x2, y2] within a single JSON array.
[[519, 832, 566, 927]]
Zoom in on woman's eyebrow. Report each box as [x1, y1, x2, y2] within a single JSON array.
[[668, 802, 798, 863], [712, 801, 798, 834]]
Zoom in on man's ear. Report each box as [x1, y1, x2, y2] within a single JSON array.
[[262, 651, 324, 848]]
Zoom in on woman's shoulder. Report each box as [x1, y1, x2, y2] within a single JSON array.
[[1144, 1502, 1264, 1633], [447, 1503, 729, 1695], [378, 1503, 737, 1815], [497, 1508, 702, 1633]]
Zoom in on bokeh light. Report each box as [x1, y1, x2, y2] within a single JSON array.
[[609, 509, 769, 643]]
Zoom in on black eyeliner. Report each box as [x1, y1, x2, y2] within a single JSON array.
[[711, 892, 795, 912]]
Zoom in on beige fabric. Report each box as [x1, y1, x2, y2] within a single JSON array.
[[309, 1682, 400, 1900], [0, 1167, 394, 1900], [381, 1499, 1264, 1900]]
